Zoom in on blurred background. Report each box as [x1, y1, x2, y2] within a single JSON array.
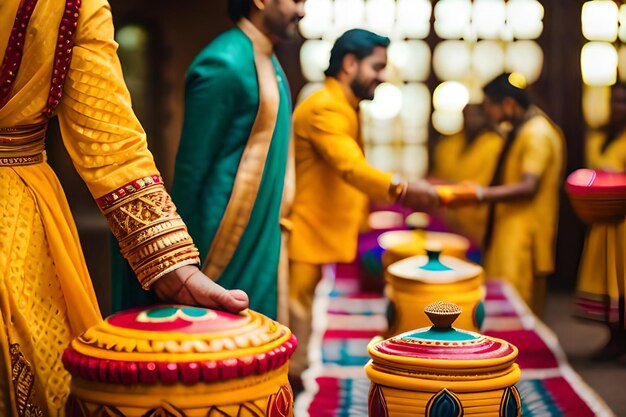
[[45, 0, 624, 316]]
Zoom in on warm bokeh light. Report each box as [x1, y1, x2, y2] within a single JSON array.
[[619, 5, 626, 42], [433, 41, 472, 81], [505, 41, 544, 84], [434, 0, 472, 40], [433, 81, 470, 112], [582, 85, 611, 128], [401, 144, 429, 179], [388, 41, 431, 82], [472, 41, 505, 84], [365, 0, 396, 36], [396, 0, 432, 39], [400, 83, 431, 127], [367, 144, 398, 172], [402, 125, 429, 145], [472, 0, 506, 40], [369, 120, 399, 145], [332, 0, 366, 40], [506, 0, 544, 40], [582, 0, 619, 42], [581, 41, 618, 86], [432, 110, 465, 135], [298, 0, 333, 39], [369, 82, 404, 121], [300, 40, 332, 82]]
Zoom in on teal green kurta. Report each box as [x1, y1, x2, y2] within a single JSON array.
[[111, 28, 291, 319]]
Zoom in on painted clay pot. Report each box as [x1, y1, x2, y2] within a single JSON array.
[[385, 248, 484, 336], [378, 230, 470, 272], [366, 301, 522, 417], [565, 168, 626, 224], [62, 305, 296, 417]]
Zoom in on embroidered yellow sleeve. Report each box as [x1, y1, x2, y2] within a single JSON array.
[[54, 1, 200, 288]]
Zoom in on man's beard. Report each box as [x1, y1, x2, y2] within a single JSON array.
[[350, 76, 375, 101], [267, 18, 300, 41]]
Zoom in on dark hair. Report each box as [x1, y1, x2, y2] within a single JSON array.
[[228, 0, 252, 22], [483, 73, 531, 109], [324, 29, 391, 77]]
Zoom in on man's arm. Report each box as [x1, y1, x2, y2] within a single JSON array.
[[306, 103, 394, 203], [171, 58, 243, 218], [481, 173, 540, 202]]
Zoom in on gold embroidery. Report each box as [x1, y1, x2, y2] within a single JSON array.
[[10, 344, 43, 417], [103, 184, 200, 288], [103, 186, 177, 236]]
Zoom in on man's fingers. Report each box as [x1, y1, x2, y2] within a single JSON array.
[[187, 272, 249, 313]]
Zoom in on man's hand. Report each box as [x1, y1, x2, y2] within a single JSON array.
[[152, 265, 249, 313], [402, 179, 439, 210]]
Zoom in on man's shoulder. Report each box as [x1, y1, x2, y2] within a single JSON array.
[[519, 110, 562, 143], [190, 28, 252, 73], [295, 85, 351, 118]]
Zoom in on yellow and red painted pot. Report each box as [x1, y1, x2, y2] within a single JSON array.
[[378, 230, 470, 272], [385, 249, 484, 336], [62, 305, 296, 417], [366, 302, 521, 417]]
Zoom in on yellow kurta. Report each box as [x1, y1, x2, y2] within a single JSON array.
[[484, 109, 565, 305], [432, 132, 465, 183], [576, 129, 626, 324], [432, 130, 503, 245], [288, 77, 394, 265], [0, 1, 199, 415], [287, 77, 395, 378]]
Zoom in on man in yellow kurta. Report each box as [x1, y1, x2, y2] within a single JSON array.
[[436, 73, 565, 314], [431, 104, 503, 246], [287, 29, 437, 383], [0, 1, 248, 415], [576, 82, 626, 361]]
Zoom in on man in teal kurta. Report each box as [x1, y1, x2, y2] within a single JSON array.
[[110, 0, 304, 319]]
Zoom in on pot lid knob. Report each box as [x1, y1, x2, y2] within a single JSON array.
[[424, 301, 462, 329]]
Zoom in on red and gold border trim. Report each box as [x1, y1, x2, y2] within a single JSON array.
[[43, 0, 82, 116], [95, 175, 164, 211], [62, 334, 297, 385], [0, 0, 39, 109]]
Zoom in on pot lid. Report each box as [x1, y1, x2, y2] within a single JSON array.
[[566, 169, 626, 195], [377, 230, 469, 256], [368, 302, 517, 373], [387, 247, 482, 283], [62, 305, 296, 385]]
